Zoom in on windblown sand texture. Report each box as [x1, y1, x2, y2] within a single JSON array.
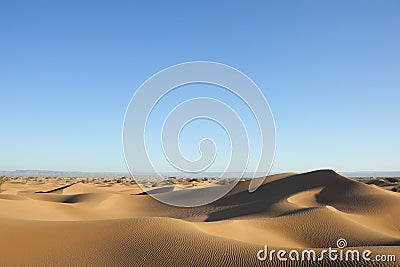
[[0, 170, 399, 266]]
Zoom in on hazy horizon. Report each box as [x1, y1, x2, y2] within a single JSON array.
[[2, 169, 400, 179]]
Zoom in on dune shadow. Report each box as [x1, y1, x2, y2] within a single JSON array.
[[136, 186, 175, 195], [206, 170, 345, 221], [36, 182, 77, 194]]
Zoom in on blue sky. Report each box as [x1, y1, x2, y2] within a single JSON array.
[[1, 1, 399, 173]]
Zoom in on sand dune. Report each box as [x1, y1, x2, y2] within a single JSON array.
[[0, 170, 399, 266]]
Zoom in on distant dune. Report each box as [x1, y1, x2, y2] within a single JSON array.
[[2, 169, 400, 178], [0, 170, 399, 266]]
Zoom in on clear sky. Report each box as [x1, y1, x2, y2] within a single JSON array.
[[1, 1, 399, 173]]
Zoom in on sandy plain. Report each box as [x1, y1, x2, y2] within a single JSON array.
[[0, 170, 399, 266]]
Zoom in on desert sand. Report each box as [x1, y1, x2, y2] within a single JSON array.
[[0, 170, 399, 266]]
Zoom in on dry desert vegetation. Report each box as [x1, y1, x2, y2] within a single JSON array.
[[0, 170, 399, 266]]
